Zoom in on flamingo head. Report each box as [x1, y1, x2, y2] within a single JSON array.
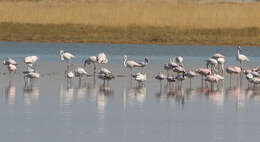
[[237, 46, 241, 51], [145, 57, 148, 63]]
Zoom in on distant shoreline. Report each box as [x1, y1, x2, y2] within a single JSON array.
[[0, 22, 260, 46]]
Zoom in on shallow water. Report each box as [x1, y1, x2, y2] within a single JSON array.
[[0, 42, 260, 142]]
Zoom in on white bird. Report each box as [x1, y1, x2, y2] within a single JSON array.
[[74, 67, 88, 78], [132, 72, 146, 85], [123, 55, 142, 74], [155, 72, 166, 87], [3, 57, 17, 65], [212, 53, 224, 59], [97, 53, 108, 64], [59, 50, 75, 63], [84, 56, 98, 73], [175, 72, 186, 88], [217, 57, 225, 74], [25, 72, 40, 78], [185, 70, 198, 87], [24, 56, 38, 69], [206, 58, 218, 73], [175, 56, 184, 67], [236, 46, 249, 69], [164, 58, 178, 76], [98, 67, 112, 75]]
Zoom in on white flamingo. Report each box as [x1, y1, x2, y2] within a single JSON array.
[[98, 67, 112, 75], [164, 58, 178, 76], [97, 53, 108, 64], [175, 56, 184, 67], [24, 56, 39, 69], [236, 46, 249, 69], [123, 55, 142, 74], [59, 50, 75, 63], [155, 72, 166, 87], [206, 58, 218, 73], [84, 55, 98, 73], [3, 57, 17, 65], [132, 72, 146, 86], [185, 70, 198, 87]]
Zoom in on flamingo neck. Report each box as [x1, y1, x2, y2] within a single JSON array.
[[237, 48, 240, 56], [123, 59, 127, 67]]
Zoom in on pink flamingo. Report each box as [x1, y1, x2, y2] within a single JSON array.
[[195, 68, 211, 86]]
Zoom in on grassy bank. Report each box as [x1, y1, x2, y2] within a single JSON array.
[[0, 22, 260, 45], [0, 1, 260, 45]]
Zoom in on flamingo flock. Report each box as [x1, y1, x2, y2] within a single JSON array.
[[2, 46, 260, 90]]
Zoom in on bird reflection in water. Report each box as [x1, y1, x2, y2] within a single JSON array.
[[4, 76, 15, 105], [225, 84, 246, 111], [167, 88, 185, 109], [246, 87, 260, 103], [23, 81, 39, 105], [60, 84, 74, 106], [123, 85, 146, 110]]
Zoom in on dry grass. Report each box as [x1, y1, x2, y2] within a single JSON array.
[[0, 1, 260, 28]]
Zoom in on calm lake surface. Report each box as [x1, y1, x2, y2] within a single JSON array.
[[0, 41, 260, 142]]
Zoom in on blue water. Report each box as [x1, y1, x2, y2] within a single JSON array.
[[0, 41, 260, 142]]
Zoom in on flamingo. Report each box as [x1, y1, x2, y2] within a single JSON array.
[[175, 72, 186, 88], [205, 75, 218, 90], [185, 70, 198, 88], [212, 53, 224, 59], [84, 56, 98, 73], [236, 46, 249, 70], [24, 72, 40, 86], [232, 66, 242, 80], [97, 53, 108, 64], [173, 66, 185, 75], [132, 72, 146, 86], [245, 73, 254, 87], [217, 57, 225, 75], [206, 58, 218, 73], [195, 68, 211, 86], [24, 56, 39, 69], [98, 67, 112, 75], [3, 57, 17, 65], [164, 58, 178, 76], [155, 72, 166, 88], [123, 55, 142, 75], [59, 50, 75, 63], [74, 67, 88, 79], [175, 56, 184, 67]]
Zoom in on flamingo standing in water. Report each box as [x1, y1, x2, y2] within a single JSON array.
[[123, 55, 142, 75], [132, 72, 146, 86], [3, 57, 17, 66], [24, 56, 39, 69], [175, 56, 184, 67], [155, 72, 166, 89], [84, 56, 98, 73], [185, 70, 198, 88], [164, 58, 178, 77], [236, 46, 249, 70], [84, 53, 108, 74], [195, 68, 211, 87]]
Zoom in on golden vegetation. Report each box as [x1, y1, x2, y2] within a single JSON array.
[[0, 1, 260, 45], [0, 1, 260, 28]]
